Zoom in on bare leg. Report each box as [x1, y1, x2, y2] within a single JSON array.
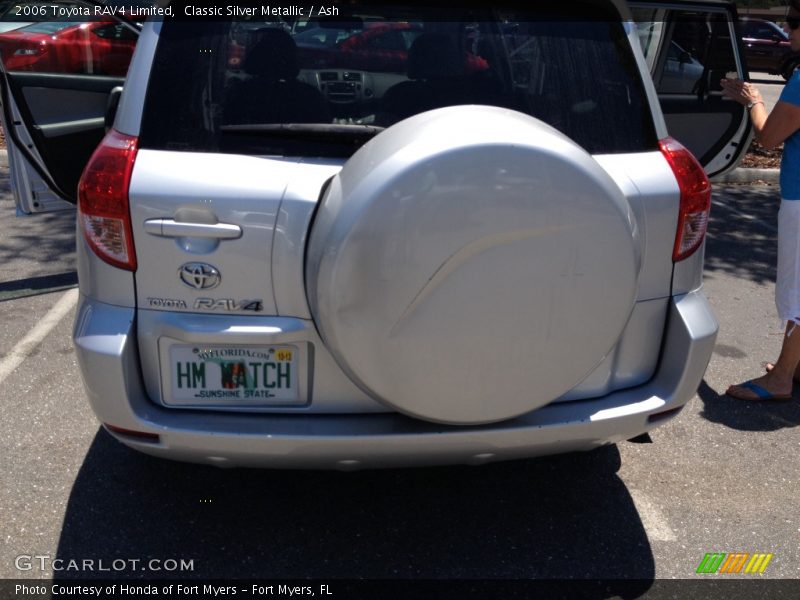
[[764, 360, 800, 380], [727, 321, 800, 399]]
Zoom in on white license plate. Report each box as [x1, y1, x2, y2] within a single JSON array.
[[168, 345, 300, 406]]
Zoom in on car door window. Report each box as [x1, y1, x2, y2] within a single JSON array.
[[632, 2, 748, 174], [631, 7, 667, 69], [639, 10, 739, 96], [0, 0, 139, 210]]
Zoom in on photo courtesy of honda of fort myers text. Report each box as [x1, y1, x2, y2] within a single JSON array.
[[14, 582, 339, 598]]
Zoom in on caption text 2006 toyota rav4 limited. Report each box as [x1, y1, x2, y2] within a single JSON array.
[[2, 0, 752, 468]]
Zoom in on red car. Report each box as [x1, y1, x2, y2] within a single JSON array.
[[740, 18, 800, 80], [0, 20, 137, 76], [295, 22, 488, 74]]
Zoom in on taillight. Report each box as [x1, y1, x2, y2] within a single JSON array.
[[78, 129, 138, 271], [659, 137, 711, 262]]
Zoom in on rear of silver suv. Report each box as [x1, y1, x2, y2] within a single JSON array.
[[7, 0, 750, 468]]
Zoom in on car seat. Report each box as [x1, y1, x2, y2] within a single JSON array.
[[379, 33, 474, 124], [225, 29, 331, 124]]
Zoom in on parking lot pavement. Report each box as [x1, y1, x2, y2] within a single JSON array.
[[0, 171, 798, 584], [0, 170, 87, 580], [0, 160, 78, 378], [0, 163, 77, 302]]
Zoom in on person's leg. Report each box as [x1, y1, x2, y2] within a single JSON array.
[[728, 320, 800, 399], [730, 199, 800, 400], [764, 358, 800, 380]]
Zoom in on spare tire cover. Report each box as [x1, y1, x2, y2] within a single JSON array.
[[306, 106, 640, 425]]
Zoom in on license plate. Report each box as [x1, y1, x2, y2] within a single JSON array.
[[168, 345, 300, 406]]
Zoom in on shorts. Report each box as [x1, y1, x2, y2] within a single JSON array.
[[776, 199, 800, 326]]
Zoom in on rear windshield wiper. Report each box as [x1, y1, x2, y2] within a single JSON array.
[[219, 123, 385, 144]]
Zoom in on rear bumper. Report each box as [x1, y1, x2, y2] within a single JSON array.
[[73, 290, 717, 469]]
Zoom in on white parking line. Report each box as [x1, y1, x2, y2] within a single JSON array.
[[0, 288, 79, 386], [628, 489, 677, 542]]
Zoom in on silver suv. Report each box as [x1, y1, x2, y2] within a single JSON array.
[[3, 0, 751, 468]]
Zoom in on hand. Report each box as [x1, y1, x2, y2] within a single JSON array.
[[720, 77, 763, 107]]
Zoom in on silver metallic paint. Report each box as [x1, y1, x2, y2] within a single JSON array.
[[129, 150, 295, 316], [306, 106, 642, 424], [68, 3, 723, 467], [113, 19, 159, 137], [272, 159, 343, 319], [73, 291, 716, 469], [75, 229, 135, 308]]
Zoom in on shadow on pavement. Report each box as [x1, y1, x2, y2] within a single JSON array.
[[0, 206, 76, 280], [0, 271, 76, 291], [696, 379, 800, 431], [705, 185, 780, 285], [0, 271, 77, 301], [54, 430, 654, 596]]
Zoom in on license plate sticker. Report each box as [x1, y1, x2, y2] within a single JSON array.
[[168, 345, 300, 405]]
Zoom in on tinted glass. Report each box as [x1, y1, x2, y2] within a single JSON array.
[[140, 4, 657, 157]]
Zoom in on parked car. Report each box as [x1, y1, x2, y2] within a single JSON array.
[[1, 0, 751, 469], [291, 21, 488, 75], [0, 19, 136, 75], [740, 17, 800, 80], [294, 21, 424, 72]]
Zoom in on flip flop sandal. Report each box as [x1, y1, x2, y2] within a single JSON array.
[[727, 380, 793, 401]]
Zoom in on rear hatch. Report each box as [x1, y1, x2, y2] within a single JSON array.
[[125, 3, 709, 420]]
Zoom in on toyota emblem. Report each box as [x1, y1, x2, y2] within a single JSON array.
[[179, 263, 221, 290]]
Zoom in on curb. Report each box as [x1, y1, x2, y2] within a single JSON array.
[[0, 148, 6, 168], [711, 167, 780, 184]]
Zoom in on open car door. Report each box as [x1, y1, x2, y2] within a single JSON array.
[[0, 1, 139, 213], [631, 0, 752, 177]]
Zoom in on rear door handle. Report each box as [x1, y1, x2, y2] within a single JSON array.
[[144, 219, 242, 240]]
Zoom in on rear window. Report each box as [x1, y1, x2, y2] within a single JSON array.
[[140, 4, 658, 157]]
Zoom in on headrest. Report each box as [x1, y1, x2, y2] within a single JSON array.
[[408, 33, 463, 80], [244, 29, 299, 80]]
